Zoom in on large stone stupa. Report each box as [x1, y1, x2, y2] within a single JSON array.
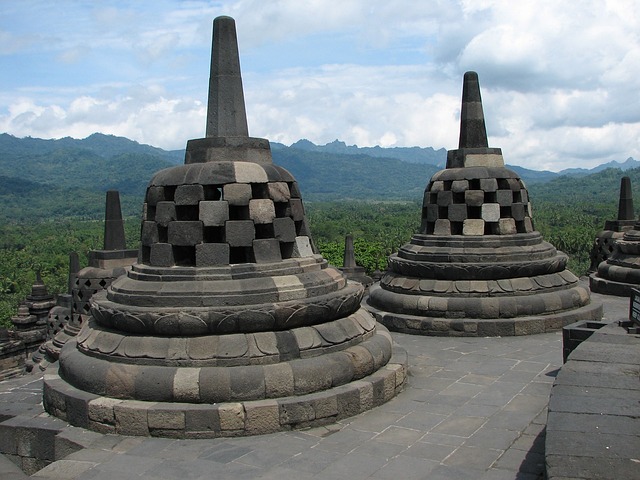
[[44, 16, 405, 438], [366, 72, 602, 336]]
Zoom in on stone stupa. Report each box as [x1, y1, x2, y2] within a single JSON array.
[[44, 16, 405, 438], [588, 176, 635, 273], [366, 72, 602, 336]]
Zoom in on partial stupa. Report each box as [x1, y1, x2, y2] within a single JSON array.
[[588, 176, 636, 273], [44, 16, 406, 437], [365, 72, 602, 336]]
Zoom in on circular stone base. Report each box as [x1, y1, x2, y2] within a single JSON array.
[[589, 274, 637, 297], [364, 298, 603, 337], [43, 345, 407, 438]]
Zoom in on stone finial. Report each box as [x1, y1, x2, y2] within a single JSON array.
[[103, 190, 127, 250], [206, 16, 249, 138], [458, 71, 488, 149], [343, 235, 356, 268], [446, 71, 504, 169], [617, 176, 634, 221]]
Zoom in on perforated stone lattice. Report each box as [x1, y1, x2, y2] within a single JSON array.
[[140, 178, 310, 267], [422, 173, 534, 236]]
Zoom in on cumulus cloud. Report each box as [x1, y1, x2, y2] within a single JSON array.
[[1, 0, 639, 171]]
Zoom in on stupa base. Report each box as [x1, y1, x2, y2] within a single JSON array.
[[43, 345, 407, 438], [365, 299, 603, 337], [589, 274, 637, 297]]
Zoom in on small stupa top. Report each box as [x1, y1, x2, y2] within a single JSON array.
[[446, 71, 504, 169], [185, 16, 271, 165]]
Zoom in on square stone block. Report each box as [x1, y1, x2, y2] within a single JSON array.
[[223, 183, 252, 206], [463, 219, 485, 235], [146, 186, 165, 206], [496, 189, 513, 206], [273, 217, 296, 243], [289, 198, 305, 221], [451, 180, 469, 193], [196, 243, 230, 266], [511, 203, 525, 221], [253, 239, 282, 263], [437, 190, 453, 206], [498, 218, 517, 234], [507, 178, 520, 191], [448, 204, 468, 222], [249, 199, 276, 224], [524, 217, 534, 232], [430, 180, 445, 193], [141, 221, 159, 246], [155, 201, 176, 226], [226, 220, 255, 247], [481, 203, 500, 222], [464, 190, 484, 206], [425, 204, 439, 222], [292, 236, 314, 257], [268, 182, 291, 202], [480, 178, 498, 192], [434, 219, 451, 235], [175, 185, 204, 205], [233, 162, 269, 183], [199, 201, 229, 226], [168, 221, 203, 246], [521, 190, 529, 203], [150, 243, 174, 266]]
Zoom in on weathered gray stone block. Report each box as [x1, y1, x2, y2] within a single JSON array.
[[448, 204, 468, 222], [496, 189, 513, 206], [253, 239, 282, 263], [223, 183, 252, 205], [141, 221, 159, 245], [196, 243, 229, 266], [175, 185, 204, 205], [481, 203, 500, 222], [199, 201, 229, 226], [150, 243, 174, 267], [464, 190, 484, 206], [225, 220, 255, 247], [168, 221, 203, 246], [451, 180, 469, 193], [268, 182, 290, 202], [437, 190, 453, 206], [218, 403, 245, 430], [249, 199, 276, 224], [463, 219, 485, 235], [245, 399, 280, 435], [146, 186, 165, 205], [289, 198, 304, 221], [434, 219, 451, 235], [155, 202, 176, 226], [480, 178, 498, 192], [498, 218, 517, 235], [511, 202, 525, 221], [273, 217, 296, 242], [292, 236, 313, 257]]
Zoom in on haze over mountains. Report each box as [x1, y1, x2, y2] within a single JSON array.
[[0, 132, 638, 222]]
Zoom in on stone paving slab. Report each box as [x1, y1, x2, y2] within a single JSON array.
[[0, 289, 631, 480]]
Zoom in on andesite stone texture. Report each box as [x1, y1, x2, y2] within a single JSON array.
[[588, 176, 635, 273], [339, 235, 373, 287], [44, 16, 405, 437], [365, 71, 602, 336]]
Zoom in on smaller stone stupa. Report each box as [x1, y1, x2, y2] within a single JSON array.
[[339, 235, 373, 287], [588, 176, 635, 272], [366, 72, 602, 336]]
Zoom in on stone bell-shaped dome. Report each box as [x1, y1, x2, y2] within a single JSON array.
[[366, 72, 602, 336], [44, 16, 406, 438]]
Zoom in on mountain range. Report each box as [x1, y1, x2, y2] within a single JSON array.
[[0, 132, 638, 222]]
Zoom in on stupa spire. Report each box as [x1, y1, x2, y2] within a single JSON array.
[[617, 176, 634, 221], [446, 71, 504, 169], [103, 190, 126, 250], [206, 16, 249, 138], [458, 71, 488, 149]]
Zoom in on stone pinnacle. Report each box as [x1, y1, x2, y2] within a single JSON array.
[[103, 190, 126, 250], [343, 235, 356, 268], [617, 176, 634, 221], [206, 16, 249, 138], [458, 71, 488, 149], [68, 252, 79, 294]]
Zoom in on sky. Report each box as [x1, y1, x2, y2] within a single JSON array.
[[1, 0, 639, 172]]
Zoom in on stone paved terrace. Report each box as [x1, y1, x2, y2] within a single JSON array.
[[0, 285, 630, 480]]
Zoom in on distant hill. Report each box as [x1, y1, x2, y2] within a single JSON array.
[[0, 132, 638, 222]]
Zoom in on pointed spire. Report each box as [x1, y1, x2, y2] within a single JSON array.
[[206, 16, 249, 138], [68, 252, 79, 294], [103, 190, 127, 250], [446, 71, 503, 169], [343, 235, 356, 268], [617, 176, 634, 221]]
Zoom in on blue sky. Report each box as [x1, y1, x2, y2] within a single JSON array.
[[1, 0, 639, 171]]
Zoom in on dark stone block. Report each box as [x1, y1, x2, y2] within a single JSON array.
[[150, 243, 174, 267], [141, 221, 159, 246], [253, 239, 282, 263], [273, 217, 296, 243], [185, 405, 221, 432], [479, 178, 498, 192], [289, 198, 304, 221], [168, 221, 203, 246], [146, 186, 165, 206], [448, 204, 468, 222], [225, 220, 255, 247], [496, 189, 513, 206], [199, 368, 231, 403], [133, 365, 175, 402], [291, 358, 333, 394], [425, 204, 439, 222], [223, 183, 252, 205], [437, 190, 453, 206], [196, 243, 229, 266], [511, 203, 525, 221], [155, 202, 177, 226], [175, 185, 204, 205], [229, 365, 266, 400], [464, 190, 484, 206], [199, 201, 229, 226]]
